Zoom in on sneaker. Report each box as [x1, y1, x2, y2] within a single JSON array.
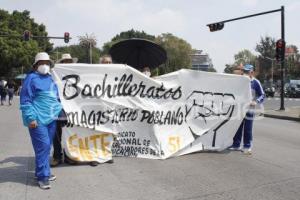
[[34, 174, 56, 181], [242, 148, 252, 155], [50, 158, 62, 167], [106, 159, 114, 164], [48, 174, 56, 181], [90, 161, 99, 167], [228, 146, 241, 151], [38, 180, 51, 189]]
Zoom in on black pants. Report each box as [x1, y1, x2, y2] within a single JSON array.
[[53, 122, 63, 160]]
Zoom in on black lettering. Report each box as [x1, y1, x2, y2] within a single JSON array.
[[81, 84, 92, 97], [62, 74, 80, 100]]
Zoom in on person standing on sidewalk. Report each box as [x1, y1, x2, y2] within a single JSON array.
[[5, 79, 15, 105], [20, 52, 62, 189], [229, 64, 265, 154], [51, 53, 77, 167], [0, 78, 7, 105]]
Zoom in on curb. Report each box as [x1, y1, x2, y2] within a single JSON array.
[[263, 113, 300, 122]]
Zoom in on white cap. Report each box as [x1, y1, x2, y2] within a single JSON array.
[[33, 52, 52, 66]]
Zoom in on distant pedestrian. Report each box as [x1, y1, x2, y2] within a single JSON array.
[[229, 64, 265, 154], [57, 53, 77, 64], [5, 79, 15, 105], [0, 79, 7, 105], [100, 54, 112, 64], [16, 85, 23, 96], [20, 52, 62, 189]]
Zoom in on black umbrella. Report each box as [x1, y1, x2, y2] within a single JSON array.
[[109, 38, 167, 69]]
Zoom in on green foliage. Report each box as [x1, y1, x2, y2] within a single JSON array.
[[255, 36, 276, 58], [78, 33, 97, 48], [155, 33, 192, 74], [0, 9, 53, 77], [102, 30, 192, 75], [50, 45, 101, 64], [224, 49, 256, 74], [224, 64, 234, 74], [225, 36, 300, 81], [255, 36, 276, 79], [102, 29, 155, 54], [78, 33, 99, 63], [234, 49, 256, 66]]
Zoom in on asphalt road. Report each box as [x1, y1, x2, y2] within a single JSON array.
[[264, 97, 300, 110], [1, 99, 300, 200]]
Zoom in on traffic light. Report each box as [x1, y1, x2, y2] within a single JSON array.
[[275, 39, 285, 62], [64, 32, 70, 43], [207, 23, 224, 32], [23, 30, 31, 41]]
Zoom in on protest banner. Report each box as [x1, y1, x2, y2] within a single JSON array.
[[52, 64, 251, 162]]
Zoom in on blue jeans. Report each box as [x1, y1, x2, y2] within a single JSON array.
[[232, 112, 254, 149], [29, 121, 57, 181]]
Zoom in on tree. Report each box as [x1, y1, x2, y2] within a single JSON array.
[[102, 29, 155, 54], [224, 49, 256, 74], [78, 33, 98, 63], [255, 36, 300, 81], [0, 9, 53, 77], [255, 36, 276, 58], [102, 30, 192, 75], [224, 64, 234, 74], [234, 49, 256, 66], [50, 45, 101, 64], [155, 33, 192, 74], [255, 36, 276, 81]]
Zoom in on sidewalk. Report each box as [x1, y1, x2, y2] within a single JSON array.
[[264, 106, 300, 122]]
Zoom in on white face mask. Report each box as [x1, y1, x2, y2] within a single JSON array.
[[143, 71, 151, 77], [37, 64, 50, 75]]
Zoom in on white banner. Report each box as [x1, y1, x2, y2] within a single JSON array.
[[52, 64, 251, 162]]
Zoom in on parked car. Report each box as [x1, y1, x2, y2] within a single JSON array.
[[285, 83, 300, 98]]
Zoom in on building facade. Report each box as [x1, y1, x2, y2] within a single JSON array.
[[190, 50, 213, 71]]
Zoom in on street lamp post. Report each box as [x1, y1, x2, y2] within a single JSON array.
[[280, 6, 285, 110], [207, 6, 285, 110]]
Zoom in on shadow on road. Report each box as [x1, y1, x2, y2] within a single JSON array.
[[0, 156, 37, 186]]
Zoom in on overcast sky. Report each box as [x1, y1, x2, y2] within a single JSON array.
[[2, 0, 300, 72]]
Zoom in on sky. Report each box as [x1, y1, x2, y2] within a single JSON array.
[[1, 0, 300, 72]]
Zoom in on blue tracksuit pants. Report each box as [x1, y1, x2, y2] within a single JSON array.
[[29, 121, 56, 181], [232, 112, 254, 149]]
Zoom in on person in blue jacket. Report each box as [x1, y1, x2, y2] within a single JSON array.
[[229, 64, 265, 154], [20, 52, 62, 189]]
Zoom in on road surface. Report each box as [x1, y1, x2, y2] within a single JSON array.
[[0, 99, 300, 200]]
